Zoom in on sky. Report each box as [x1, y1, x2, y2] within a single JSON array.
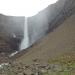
[[0, 0, 58, 17]]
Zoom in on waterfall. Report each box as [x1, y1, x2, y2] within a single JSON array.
[[20, 17, 29, 50]]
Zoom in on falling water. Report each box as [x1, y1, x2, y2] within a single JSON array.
[[20, 17, 29, 50]]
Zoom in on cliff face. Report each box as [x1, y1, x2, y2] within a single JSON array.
[[0, 15, 24, 53], [0, 15, 24, 35], [28, 0, 75, 46], [14, 14, 75, 64]]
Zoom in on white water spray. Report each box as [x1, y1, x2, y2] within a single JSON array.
[[20, 17, 29, 50]]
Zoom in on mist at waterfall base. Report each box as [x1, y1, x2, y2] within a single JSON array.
[[0, 0, 58, 56]]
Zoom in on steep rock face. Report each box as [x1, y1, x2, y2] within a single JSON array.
[[0, 15, 24, 52], [28, 0, 66, 45], [0, 14, 24, 36], [14, 14, 75, 64], [28, 0, 75, 46]]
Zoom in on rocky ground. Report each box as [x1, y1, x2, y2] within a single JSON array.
[[0, 52, 75, 75]]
